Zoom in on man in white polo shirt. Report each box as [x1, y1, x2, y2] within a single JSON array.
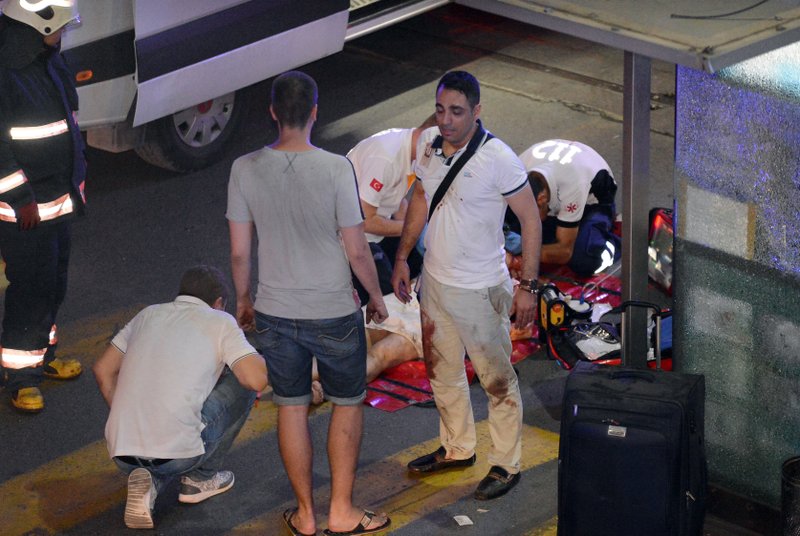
[[346, 114, 436, 304], [391, 71, 541, 501], [93, 266, 267, 530]]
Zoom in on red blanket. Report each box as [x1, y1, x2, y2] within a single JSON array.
[[364, 265, 622, 412]]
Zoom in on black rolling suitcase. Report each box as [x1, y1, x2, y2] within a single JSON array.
[[557, 302, 707, 536]]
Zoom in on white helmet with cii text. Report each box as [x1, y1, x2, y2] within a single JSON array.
[[1, 0, 80, 35]]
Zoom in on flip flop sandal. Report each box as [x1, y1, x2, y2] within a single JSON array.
[[283, 507, 316, 536], [322, 510, 391, 536]]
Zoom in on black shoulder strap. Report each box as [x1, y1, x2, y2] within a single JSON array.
[[427, 120, 494, 222]]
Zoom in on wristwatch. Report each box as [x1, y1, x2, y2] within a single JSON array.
[[518, 278, 538, 293]]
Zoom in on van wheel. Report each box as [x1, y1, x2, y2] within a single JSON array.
[[135, 90, 245, 172]]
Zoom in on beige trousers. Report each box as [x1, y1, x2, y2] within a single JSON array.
[[420, 269, 522, 473]]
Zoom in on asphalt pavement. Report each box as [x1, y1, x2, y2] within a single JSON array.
[[0, 4, 775, 535]]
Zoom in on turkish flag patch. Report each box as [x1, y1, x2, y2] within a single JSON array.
[[370, 178, 383, 192]]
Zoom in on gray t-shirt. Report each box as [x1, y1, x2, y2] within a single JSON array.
[[227, 147, 364, 319]]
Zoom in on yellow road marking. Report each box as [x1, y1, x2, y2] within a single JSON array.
[[227, 422, 559, 534], [525, 515, 558, 535], [0, 400, 305, 535]]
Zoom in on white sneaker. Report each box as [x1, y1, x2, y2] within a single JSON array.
[[178, 471, 235, 504], [124, 468, 156, 529], [573, 322, 621, 360]]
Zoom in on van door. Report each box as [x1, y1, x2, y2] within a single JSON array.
[[132, 0, 350, 127]]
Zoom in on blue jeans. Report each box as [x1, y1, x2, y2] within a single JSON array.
[[113, 367, 255, 493], [254, 310, 366, 406]]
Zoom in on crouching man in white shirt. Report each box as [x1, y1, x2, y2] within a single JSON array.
[[93, 265, 268, 530]]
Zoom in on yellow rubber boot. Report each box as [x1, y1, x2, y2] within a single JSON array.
[[43, 357, 82, 380], [11, 387, 44, 413]]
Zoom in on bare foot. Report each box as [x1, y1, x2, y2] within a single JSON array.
[[283, 507, 316, 536]]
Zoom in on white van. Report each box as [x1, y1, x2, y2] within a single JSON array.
[[57, 0, 349, 171], [58, 0, 447, 171]]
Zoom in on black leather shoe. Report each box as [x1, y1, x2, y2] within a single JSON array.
[[474, 465, 520, 500], [407, 446, 476, 473]]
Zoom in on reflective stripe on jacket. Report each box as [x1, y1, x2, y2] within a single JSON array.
[[10, 119, 69, 140], [0, 24, 87, 225], [0, 191, 74, 223], [0, 169, 27, 194]]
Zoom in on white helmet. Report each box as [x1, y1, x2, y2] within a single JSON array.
[[1, 0, 80, 35]]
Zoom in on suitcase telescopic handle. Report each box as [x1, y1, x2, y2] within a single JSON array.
[[611, 301, 664, 369], [609, 370, 655, 382]]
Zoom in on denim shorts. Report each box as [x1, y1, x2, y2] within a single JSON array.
[[254, 310, 367, 406]]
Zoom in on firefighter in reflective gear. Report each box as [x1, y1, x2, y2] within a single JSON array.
[[0, 0, 85, 412]]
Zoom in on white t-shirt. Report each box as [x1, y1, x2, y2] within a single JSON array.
[[105, 296, 258, 459], [518, 139, 613, 224], [347, 128, 414, 243], [414, 125, 528, 288]]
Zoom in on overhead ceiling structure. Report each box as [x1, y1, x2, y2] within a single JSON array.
[[459, 0, 800, 72], [457, 0, 800, 363]]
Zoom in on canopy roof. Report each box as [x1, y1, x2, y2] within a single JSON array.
[[459, 0, 800, 71]]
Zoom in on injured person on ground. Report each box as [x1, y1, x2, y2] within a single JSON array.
[[305, 281, 535, 404]]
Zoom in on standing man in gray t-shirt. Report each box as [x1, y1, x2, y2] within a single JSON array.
[[226, 71, 390, 536]]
